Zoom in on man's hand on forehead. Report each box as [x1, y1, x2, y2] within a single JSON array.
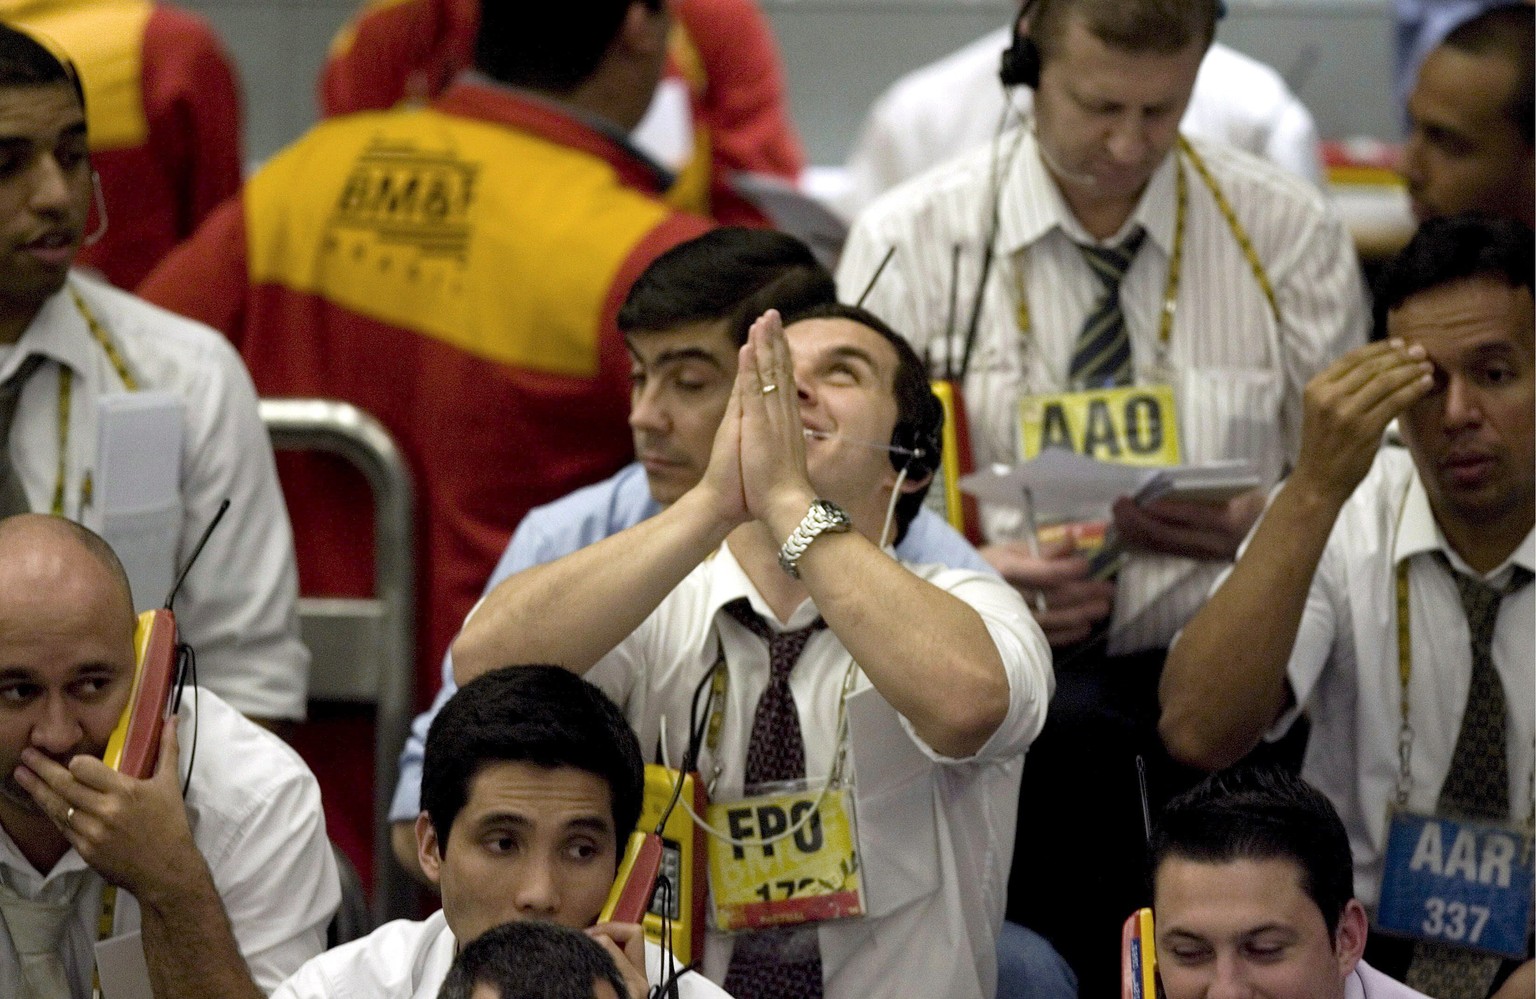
[[1289, 339, 1435, 506]]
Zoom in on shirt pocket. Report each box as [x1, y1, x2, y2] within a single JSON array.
[[1176, 366, 1286, 481]]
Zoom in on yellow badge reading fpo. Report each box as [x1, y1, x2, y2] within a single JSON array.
[[1018, 385, 1181, 467], [706, 783, 863, 932]]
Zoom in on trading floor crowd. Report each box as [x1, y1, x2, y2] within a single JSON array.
[[0, 1, 1529, 997]]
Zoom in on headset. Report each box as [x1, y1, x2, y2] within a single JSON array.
[[889, 390, 943, 485], [998, 0, 1044, 89], [999, 0, 1228, 89]]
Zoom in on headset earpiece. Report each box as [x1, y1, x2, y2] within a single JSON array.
[[998, 34, 1040, 89], [890, 391, 944, 484], [998, 0, 1042, 88]]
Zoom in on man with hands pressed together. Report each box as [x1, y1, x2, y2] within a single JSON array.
[[1161, 215, 1534, 999], [0, 514, 337, 999], [453, 306, 1051, 999]]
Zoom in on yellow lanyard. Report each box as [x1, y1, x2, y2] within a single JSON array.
[[1012, 137, 1279, 377], [50, 285, 138, 516]]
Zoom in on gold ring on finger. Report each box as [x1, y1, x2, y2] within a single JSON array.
[[761, 384, 778, 395]]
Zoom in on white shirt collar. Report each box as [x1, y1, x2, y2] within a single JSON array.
[[998, 127, 1179, 257], [706, 543, 821, 631], [1392, 460, 1536, 581], [4, 279, 95, 382]]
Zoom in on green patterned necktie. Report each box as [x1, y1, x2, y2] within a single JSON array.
[[1405, 555, 1534, 999]]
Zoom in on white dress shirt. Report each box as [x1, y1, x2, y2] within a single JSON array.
[[839, 131, 1367, 653], [271, 909, 732, 999], [1254, 447, 1535, 909], [0, 690, 340, 997], [585, 544, 1053, 999], [1350, 959, 1436, 998], [0, 274, 308, 719], [840, 29, 1324, 218]]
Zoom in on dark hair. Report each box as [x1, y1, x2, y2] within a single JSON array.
[[780, 302, 943, 542], [436, 919, 629, 999], [1150, 767, 1354, 938], [475, 0, 662, 93], [1373, 215, 1535, 340], [1442, 4, 1534, 146], [1031, 0, 1219, 64], [423, 666, 644, 854], [0, 22, 84, 107], [619, 228, 836, 345]]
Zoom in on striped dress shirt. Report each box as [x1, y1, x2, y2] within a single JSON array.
[[839, 130, 1367, 653]]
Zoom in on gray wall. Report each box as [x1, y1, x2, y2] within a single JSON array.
[[177, 0, 1396, 169]]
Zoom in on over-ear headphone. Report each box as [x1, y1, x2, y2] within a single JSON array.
[[998, 0, 1043, 89], [889, 387, 944, 484], [998, 0, 1228, 89]]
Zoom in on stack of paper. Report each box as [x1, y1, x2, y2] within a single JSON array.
[[959, 449, 1260, 522]]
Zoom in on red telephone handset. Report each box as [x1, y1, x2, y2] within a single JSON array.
[[101, 609, 179, 779], [600, 830, 666, 924]]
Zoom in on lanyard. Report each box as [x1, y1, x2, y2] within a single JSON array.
[[48, 284, 137, 516], [1011, 137, 1280, 381]]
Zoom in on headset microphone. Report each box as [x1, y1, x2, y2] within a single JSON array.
[[1030, 120, 1098, 187]]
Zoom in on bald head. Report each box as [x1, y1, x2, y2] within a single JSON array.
[[0, 515, 135, 633]]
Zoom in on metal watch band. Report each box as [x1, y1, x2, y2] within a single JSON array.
[[777, 499, 852, 578]]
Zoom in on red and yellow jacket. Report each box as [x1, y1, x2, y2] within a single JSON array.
[[140, 81, 713, 697], [319, 0, 803, 225]]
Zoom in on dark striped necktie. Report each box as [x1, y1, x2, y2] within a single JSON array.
[[1069, 230, 1146, 389]]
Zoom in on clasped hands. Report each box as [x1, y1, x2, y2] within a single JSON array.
[[698, 309, 819, 534]]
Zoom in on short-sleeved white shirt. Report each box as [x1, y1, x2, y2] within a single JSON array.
[[1257, 447, 1534, 908]]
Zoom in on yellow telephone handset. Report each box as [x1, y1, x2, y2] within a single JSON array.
[[1121, 907, 1162, 999], [102, 608, 178, 779]]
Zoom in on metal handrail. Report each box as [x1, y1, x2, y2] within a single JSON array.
[[260, 398, 417, 926]]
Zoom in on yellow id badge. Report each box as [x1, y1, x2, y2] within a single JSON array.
[[706, 781, 864, 932], [1018, 385, 1181, 467]]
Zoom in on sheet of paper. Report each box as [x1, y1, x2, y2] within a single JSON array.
[[959, 449, 1152, 521], [960, 449, 1260, 521]]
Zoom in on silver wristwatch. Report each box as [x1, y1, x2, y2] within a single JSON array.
[[778, 499, 852, 578]]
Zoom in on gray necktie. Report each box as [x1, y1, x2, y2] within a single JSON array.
[[0, 354, 46, 517], [0, 883, 74, 999], [1405, 557, 1534, 999], [1069, 229, 1146, 389]]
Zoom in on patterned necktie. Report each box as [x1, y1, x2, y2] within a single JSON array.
[[0, 881, 74, 999], [0, 355, 45, 518], [1405, 557, 1534, 999], [1069, 229, 1146, 389], [720, 597, 828, 999]]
